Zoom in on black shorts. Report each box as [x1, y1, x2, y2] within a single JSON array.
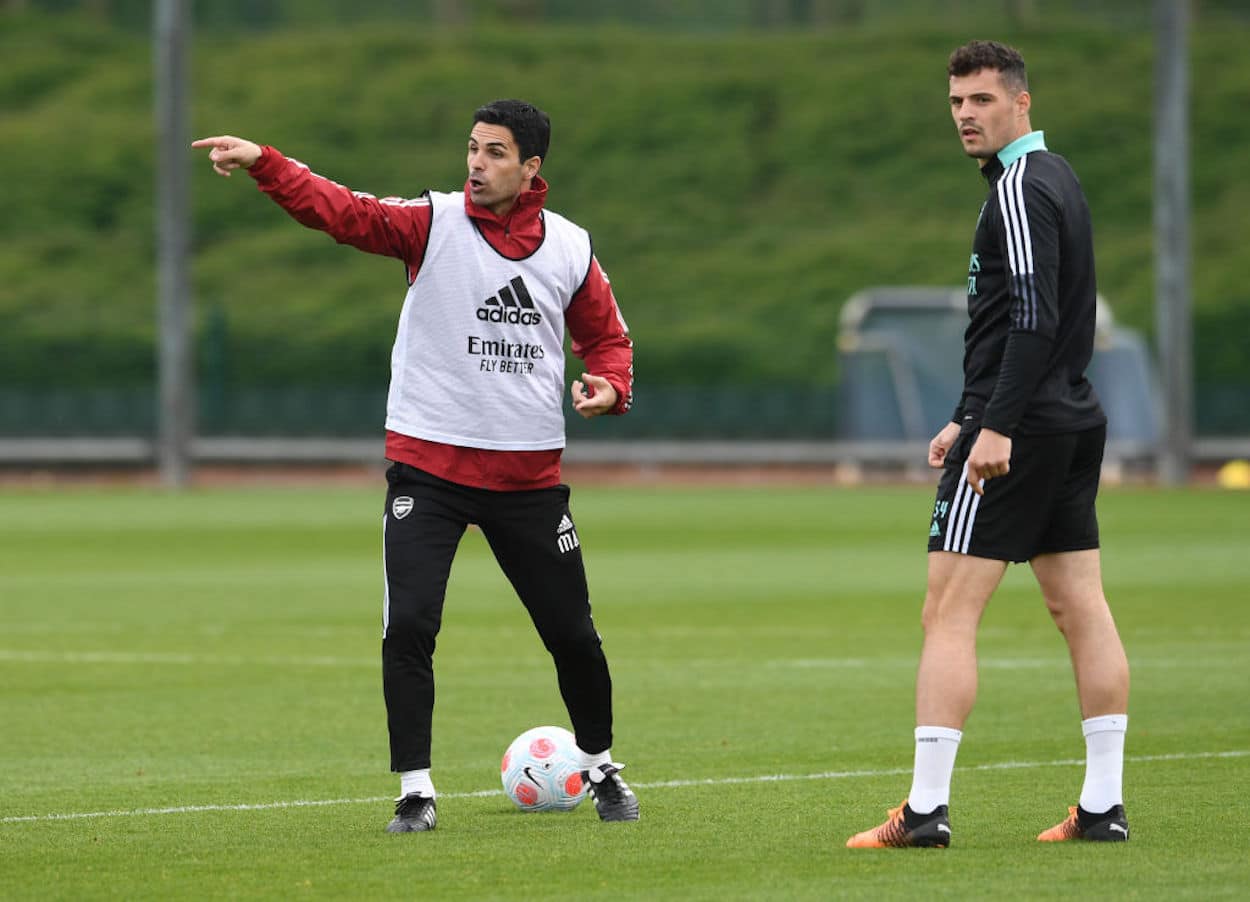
[[926, 424, 1105, 563]]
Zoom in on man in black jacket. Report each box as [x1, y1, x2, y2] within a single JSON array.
[[847, 41, 1130, 848]]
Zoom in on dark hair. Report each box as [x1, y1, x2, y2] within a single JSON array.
[[948, 41, 1028, 94], [472, 99, 551, 165]]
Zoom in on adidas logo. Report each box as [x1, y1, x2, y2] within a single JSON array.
[[556, 513, 579, 554], [477, 276, 543, 325], [929, 521, 941, 538]]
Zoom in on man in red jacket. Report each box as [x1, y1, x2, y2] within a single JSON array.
[[193, 99, 638, 833]]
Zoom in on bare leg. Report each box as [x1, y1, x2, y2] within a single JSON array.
[[916, 551, 1008, 727], [1030, 549, 1129, 717], [846, 550, 1008, 843], [1032, 548, 1129, 819]]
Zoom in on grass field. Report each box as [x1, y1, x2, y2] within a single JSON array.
[[1, 483, 1248, 899]]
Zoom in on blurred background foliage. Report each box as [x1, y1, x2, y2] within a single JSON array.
[[1, 0, 1247, 436]]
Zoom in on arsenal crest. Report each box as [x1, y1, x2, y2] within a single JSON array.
[[392, 496, 414, 520]]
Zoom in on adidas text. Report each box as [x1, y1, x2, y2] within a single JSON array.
[[477, 276, 543, 326], [476, 306, 542, 325]]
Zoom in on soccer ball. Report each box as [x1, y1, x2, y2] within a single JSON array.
[[500, 726, 587, 812]]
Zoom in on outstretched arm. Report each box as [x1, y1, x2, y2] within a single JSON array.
[[191, 135, 262, 177], [191, 136, 431, 265]]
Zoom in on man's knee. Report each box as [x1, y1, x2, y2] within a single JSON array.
[[919, 589, 943, 633], [383, 599, 442, 650], [920, 589, 980, 636], [1042, 587, 1111, 640], [1041, 591, 1070, 632], [540, 616, 602, 658], [920, 552, 1004, 635]]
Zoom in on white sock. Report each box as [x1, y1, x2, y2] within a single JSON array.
[[399, 768, 435, 799], [1079, 714, 1127, 813], [907, 726, 962, 814], [579, 748, 612, 782]]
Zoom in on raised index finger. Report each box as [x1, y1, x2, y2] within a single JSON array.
[[190, 136, 231, 148]]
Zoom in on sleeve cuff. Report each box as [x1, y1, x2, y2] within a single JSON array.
[[247, 145, 281, 182], [605, 376, 631, 415]]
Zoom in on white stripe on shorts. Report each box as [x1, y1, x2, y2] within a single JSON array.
[[960, 490, 981, 554], [944, 461, 982, 554]]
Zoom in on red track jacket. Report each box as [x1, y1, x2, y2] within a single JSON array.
[[248, 147, 634, 490]]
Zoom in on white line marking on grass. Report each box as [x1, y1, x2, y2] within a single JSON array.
[[3, 750, 1245, 825], [0, 649, 375, 668], [5, 650, 1243, 672], [1, 796, 397, 823], [635, 749, 1249, 788], [780, 656, 1247, 670]]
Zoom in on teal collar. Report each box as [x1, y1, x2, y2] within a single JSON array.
[[997, 130, 1047, 168]]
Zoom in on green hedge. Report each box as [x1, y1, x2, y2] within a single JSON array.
[[2, 13, 1248, 407]]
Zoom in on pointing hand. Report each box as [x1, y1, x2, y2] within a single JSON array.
[[191, 135, 262, 177]]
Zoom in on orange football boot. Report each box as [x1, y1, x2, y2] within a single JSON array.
[[846, 800, 951, 848], [1038, 804, 1129, 842]]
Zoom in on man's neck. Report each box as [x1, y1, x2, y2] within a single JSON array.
[[978, 126, 1037, 169]]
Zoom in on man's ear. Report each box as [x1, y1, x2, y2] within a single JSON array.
[[523, 155, 542, 180], [1015, 90, 1032, 119]]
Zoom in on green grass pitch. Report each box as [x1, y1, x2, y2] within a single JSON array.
[[1, 482, 1248, 899]]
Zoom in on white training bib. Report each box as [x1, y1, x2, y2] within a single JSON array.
[[384, 191, 592, 450]]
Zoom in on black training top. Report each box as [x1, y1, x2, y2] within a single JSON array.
[[952, 131, 1107, 437]]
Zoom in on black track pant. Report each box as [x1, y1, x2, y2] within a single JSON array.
[[381, 462, 613, 772]]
